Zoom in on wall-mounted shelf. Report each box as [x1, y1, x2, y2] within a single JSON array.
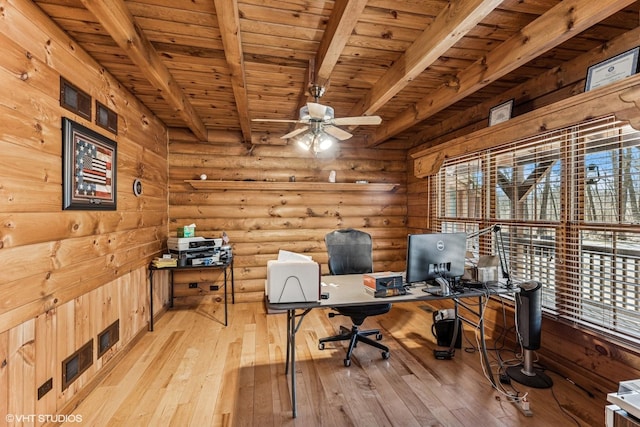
[[185, 180, 399, 192]]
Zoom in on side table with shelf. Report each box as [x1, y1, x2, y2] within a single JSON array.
[[148, 258, 234, 331]]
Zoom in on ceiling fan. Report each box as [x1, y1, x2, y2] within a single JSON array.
[[252, 85, 382, 154]]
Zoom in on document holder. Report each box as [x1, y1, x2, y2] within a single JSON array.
[[267, 260, 320, 303]]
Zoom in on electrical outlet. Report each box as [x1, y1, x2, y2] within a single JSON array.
[[37, 378, 53, 400], [189, 282, 198, 289], [210, 285, 219, 291]]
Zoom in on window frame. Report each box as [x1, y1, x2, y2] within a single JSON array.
[[434, 115, 640, 346]]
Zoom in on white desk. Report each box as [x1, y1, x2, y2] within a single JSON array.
[[266, 274, 518, 418]]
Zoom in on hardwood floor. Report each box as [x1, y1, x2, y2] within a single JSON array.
[[62, 299, 604, 426]]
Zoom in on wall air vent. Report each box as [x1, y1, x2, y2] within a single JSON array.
[[60, 77, 91, 120], [95, 101, 118, 135], [62, 339, 93, 391], [98, 319, 120, 358]]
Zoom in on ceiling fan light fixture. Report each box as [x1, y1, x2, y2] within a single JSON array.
[[296, 133, 313, 151], [295, 132, 334, 155], [308, 84, 325, 100], [317, 134, 333, 151]]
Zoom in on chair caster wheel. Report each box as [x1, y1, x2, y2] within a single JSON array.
[[376, 333, 383, 340], [318, 343, 325, 350], [382, 351, 390, 360], [344, 359, 351, 367]]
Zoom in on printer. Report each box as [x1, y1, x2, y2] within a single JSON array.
[[168, 236, 231, 266], [266, 250, 320, 303]]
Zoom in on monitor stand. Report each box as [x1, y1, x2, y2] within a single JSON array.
[[422, 277, 459, 296]]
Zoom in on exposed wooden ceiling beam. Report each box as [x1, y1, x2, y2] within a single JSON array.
[[371, 0, 637, 146], [214, 0, 252, 144], [314, 0, 368, 88], [350, 0, 502, 118], [79, 0, 208, 141], [294, 0, 367, 111], [289, 1, 367, 133], [409, 25, 640, 150]]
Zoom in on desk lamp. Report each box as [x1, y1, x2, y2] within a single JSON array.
[[466, 224, 512, 288]]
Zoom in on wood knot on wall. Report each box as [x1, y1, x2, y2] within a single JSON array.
[[595, 343, 608, 356]]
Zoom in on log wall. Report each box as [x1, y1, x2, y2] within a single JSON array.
[[168, 134, 409, 303], [0, 0, 169, 421], [406, 158, 430, 234]]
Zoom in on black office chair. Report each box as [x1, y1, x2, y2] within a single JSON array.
[[318, 229, 391, 366]]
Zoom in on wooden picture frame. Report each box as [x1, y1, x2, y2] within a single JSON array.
[[488, 99, 514, 126], [62, 118, 117, 210], [585, 47, 639, 92]]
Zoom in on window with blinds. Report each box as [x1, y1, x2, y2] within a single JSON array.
[[436, 116, 640, 344]]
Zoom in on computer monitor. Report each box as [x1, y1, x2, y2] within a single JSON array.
[[405, 232, 467, 285]]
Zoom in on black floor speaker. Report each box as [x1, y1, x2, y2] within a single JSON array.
[[506, 281, 553, 388], [432, 311, 462, 349]]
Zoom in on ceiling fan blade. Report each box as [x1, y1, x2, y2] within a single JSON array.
[[332, 115, 382, 126], [324, 125, 352, 141], [281, 126, 309, 139], [307, 102, 328, 120], [252, 118, 302, 123]]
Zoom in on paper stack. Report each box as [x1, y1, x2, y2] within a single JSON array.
[[152, 257, 177, 268]]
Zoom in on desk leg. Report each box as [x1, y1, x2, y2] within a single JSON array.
[[284, 308, 312, 418], [170, 270, 174, 308], [454, 296, 497, 389], [148, 269, 154, 332], [223, 267, 228, 326], [285, 310, 291, 375], [478, 295, 497, 388], [231, 258, 235, 304], [289, 309, 297, 418]]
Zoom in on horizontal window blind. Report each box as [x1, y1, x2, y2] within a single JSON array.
[[436, 115, 640, 344]]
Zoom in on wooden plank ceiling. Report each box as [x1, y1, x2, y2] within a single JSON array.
[[34, 0, 640, 150]]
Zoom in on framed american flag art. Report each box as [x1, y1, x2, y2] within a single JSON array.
[[62, 118, 117, 210]]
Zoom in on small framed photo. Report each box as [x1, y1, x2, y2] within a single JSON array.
[[585, 47, 639, 92], [488, 99, 514, 126], [62, 118, 117, 210]]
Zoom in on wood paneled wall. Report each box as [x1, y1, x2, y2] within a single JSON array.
[[168, 134, 409, 303], [0, 0, 169, 421]]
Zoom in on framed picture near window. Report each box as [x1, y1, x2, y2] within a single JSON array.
[[585, 47, 639, 91], [488, 99, 514, 126], [62, 118, 117, 210]]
